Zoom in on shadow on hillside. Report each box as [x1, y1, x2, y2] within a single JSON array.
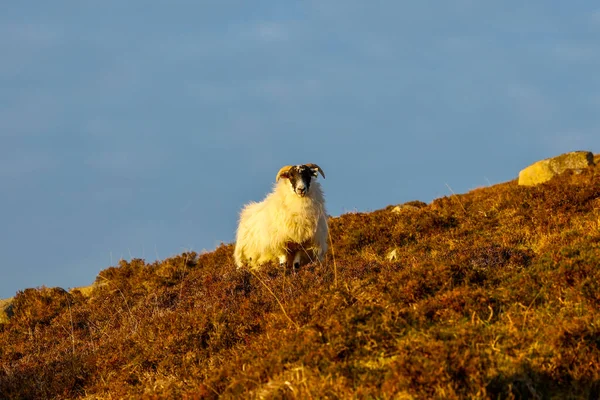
[[486, 366, 600, 399]]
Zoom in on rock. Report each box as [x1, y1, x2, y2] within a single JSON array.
[[392, 200, 427, 213], [518, 151, 594, 186], [0, 297, 13, 324], [386, 248, 400, 261], [70, 282, 106, 297]]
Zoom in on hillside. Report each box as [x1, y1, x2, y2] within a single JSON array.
[[1, 156, 600, 399]]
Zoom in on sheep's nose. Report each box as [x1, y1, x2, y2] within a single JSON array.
[[297, 187, 306, 195]]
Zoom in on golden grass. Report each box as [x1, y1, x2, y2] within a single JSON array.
[[1, 161, 599, 398]]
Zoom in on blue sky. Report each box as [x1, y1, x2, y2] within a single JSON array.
[[1, 1, 599, 298]]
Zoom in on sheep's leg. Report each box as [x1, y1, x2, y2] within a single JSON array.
[[292, 252, 302, 270], [278, 254, 287, 267]]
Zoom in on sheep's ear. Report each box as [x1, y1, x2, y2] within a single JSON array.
[[276, 165, 293, 181], [305, 163, 325, 179]]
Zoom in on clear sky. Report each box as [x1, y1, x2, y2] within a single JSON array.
[[1, 1, 599, 298]]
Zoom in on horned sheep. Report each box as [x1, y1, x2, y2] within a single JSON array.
[[234, 163, 328, 270]]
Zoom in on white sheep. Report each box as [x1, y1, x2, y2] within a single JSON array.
[[234, 163, 328, 270]]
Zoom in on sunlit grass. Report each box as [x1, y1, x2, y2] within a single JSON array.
[[1, 161, 599, 399]]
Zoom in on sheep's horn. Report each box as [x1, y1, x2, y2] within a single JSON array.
[[305, 163, 325, 179], [276, 165, 293, 181]]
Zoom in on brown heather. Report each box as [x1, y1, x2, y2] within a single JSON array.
[[1, 158, 600, 399]]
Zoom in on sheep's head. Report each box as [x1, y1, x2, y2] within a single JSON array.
[[276, 164, 325, 197]]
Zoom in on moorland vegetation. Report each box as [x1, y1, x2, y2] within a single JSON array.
[[1, 156, 599, 399]]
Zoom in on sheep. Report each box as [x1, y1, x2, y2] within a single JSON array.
[[234, 163, 328, 270]]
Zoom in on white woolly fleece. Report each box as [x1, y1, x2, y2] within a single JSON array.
[[234, 179, 328, 269]]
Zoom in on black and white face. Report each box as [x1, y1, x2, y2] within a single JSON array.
[[284, 165, 317, 197]]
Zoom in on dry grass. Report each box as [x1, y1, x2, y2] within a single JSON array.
[[1, 161, 600, 399]]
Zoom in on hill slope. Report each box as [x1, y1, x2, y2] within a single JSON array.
[[1, 160, 600, 399]]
